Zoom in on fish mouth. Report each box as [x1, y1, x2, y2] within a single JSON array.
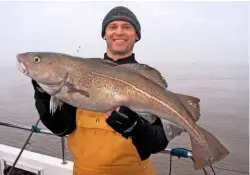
[[17, 59, 30, 77]]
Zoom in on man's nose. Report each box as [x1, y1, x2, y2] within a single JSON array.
[[115, 26, 124, 35]]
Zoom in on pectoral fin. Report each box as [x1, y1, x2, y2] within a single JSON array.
[[49, 96, 64, 115], [119, 63, 168, 88], [67, 84, 90, 98]]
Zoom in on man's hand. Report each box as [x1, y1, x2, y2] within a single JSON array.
[[105, 106, 141, 138]]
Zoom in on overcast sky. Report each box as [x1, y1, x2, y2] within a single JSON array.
[[0, 1, 248, 66]]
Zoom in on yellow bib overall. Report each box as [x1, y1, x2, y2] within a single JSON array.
[[67, 109, 155, 175]]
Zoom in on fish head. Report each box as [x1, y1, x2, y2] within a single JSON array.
[[16, 52, 68, 95]]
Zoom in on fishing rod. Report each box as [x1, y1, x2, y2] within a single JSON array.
[[1, 118, 41, 175], [0, 120, 67, 174], [162, 148, 215, 175]]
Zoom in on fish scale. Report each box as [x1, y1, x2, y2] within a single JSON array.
[[16, 51, 229, 170]]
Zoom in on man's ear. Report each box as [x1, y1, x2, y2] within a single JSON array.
[[135, 34, 139, 41]]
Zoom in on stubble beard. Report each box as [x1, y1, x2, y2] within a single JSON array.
[[107, 42, 135, 56]]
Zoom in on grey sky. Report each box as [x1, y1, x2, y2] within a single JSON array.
[[0, 1, 248, 66]]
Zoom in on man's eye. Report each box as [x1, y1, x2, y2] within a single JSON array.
[[123, 26, 132, 29], [108, 26, 116, 29]]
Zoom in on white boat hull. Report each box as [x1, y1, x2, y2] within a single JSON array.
[[0, 144, 73, 175]]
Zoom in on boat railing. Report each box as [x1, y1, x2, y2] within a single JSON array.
[[0, 121, 188, 165], [0, 120, 201, 175], [3, 121, 247, 175], [0, 121, 68, 165], [1, 120, 193, 165]]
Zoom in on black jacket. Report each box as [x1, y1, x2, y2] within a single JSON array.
[[33, 53, 169, 160]]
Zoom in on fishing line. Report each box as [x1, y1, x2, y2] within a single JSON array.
[[6, 118, 41, 175], [169, 154, 172, 175], [190, 156, 210, 175], [212, 166, 249, 174], [168, 154, 210, 175], [168, 148, 215, 175], [168, 151, 249, 175]]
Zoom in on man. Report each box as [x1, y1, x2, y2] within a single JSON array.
[[32, 6, 182, 175]]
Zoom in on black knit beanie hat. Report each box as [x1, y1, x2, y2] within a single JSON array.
[[101, 6, 141, 41]]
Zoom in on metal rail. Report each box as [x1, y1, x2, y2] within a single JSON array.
[[0, 121, 190, 165], [2, 121, 249, 175], [0, 121, 53, 135], [0, 121, 67, 164]]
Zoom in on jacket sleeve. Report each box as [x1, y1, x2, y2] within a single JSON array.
[[32, 80, 76, 137], [131, 117, 169, 160]]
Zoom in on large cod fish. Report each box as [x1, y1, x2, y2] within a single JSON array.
[[16, 52, 229, 170]]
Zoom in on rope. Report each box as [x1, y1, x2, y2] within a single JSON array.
[[6, 118, 40, 175]]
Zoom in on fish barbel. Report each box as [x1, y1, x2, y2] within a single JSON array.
[[16, 52, 229, 170]]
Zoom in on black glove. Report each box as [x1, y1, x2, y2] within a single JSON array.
[[31, 79, 50, 101], [106, 106, 145, 138]]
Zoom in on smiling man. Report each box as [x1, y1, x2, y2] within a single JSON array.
[[103, 18, 139, 60], [31, 6, 183, 175]]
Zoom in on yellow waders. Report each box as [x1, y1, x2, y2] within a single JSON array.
[[67, 109, 155, 175]]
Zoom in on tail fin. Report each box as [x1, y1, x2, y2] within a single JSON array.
[[190, 125, 229, 170]]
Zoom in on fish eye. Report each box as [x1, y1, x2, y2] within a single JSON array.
[[33, 56, 40, 63]]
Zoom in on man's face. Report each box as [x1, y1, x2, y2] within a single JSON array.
[[104, 20, 138, 55]]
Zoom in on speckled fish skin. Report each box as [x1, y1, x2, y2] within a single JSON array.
[[16, 52, 229, 170]]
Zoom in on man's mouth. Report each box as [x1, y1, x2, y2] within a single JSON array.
[[113, 39, 127, 43]]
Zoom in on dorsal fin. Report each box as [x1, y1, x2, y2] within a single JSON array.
[[175, 93, 201, 122], [119, 63, 168, 88], [86, 58, 118, 66]]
